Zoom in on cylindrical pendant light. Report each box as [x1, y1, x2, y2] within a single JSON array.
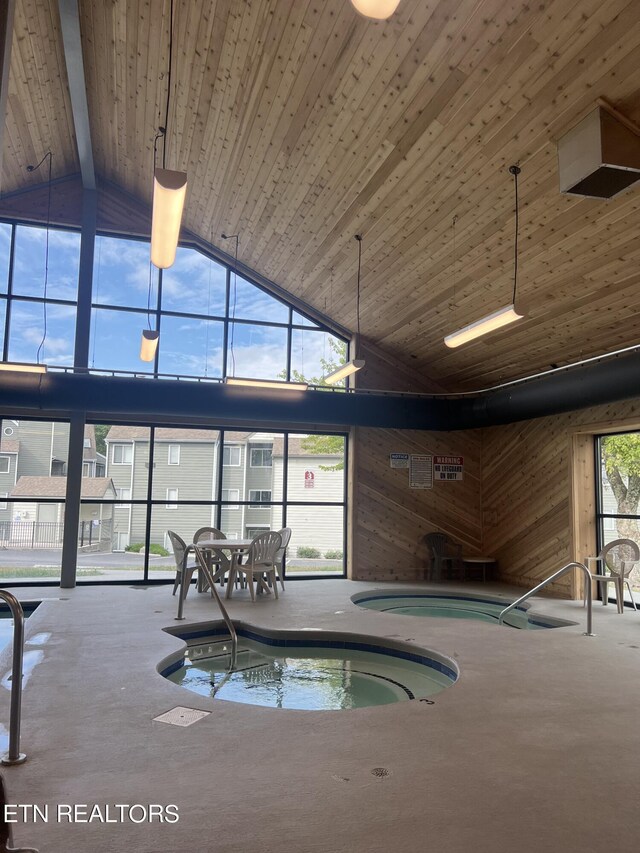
[[150, 168, 187, 269], [140, 329, 159, 362], [350, 0, 401, 19]]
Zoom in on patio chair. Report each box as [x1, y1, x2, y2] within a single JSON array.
[[272, 527, 291, 591], [587, 538, 639, 613], [424, 532, 465, 582], [226, 531, 282, 602], [193, 526, 231, 591], [168, 530, 199, 599]]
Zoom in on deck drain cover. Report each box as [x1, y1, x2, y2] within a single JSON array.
[[153, 706, 210, 727], [371, 767, 390, 778]]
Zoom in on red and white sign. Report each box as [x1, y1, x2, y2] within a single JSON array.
[[304, 470, 315, 489], [433, 455, 464, 481]]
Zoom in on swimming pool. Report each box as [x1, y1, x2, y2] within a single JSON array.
[[352, 592, 576, 629], [160, 623, 458, 710], [0, 601, 40, 653]]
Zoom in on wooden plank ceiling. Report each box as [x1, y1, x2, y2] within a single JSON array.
[[1, 0, 640, 391]]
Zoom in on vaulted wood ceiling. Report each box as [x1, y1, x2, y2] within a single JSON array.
[[1, 0, 640, 391]]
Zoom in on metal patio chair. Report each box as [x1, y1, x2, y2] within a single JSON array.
[[424, 532, 465, 582]]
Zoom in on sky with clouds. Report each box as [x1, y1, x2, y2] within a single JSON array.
[[0, 224, 346, 380]]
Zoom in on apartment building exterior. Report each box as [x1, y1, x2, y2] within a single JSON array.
[[0, 419, 110, 546], [104, 427, 345, 558]]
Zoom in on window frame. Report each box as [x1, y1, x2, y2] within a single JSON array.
[[112, 444, 133, 465], [0, 456, 9, 474], [221, 488, 240, 510], [167, 444, 181, 465], [166, 488, 179, 509], [116, 487, 132, 508], [249, 489, 272, 507], [250, 447, 272, 468], [223, 445, 241, 467]]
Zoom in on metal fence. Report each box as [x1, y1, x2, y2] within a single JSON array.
[[0, 520, 65, 548], [0, 519, 113, 549]]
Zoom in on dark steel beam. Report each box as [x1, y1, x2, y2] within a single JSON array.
[[3, 349, 640, 431]]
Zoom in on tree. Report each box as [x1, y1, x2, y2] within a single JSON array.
[[94, 424, 110, 457], [601, 434, 640, 541]]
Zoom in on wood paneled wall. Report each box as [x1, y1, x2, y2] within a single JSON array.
[[351, 424, 483, 582], [482, 399, 640, 597], [352, 340, 640, 594], [350, 340, 482, 581]]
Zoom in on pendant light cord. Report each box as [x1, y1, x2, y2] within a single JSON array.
[[162, 0, 174, 170], [451, 214, 458, 312], [509, 164, 521, 307], [27, 151, 52, 365], [355, 234, 362, 340]]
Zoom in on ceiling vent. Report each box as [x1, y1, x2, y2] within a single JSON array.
[[558, 105, 640, 199]]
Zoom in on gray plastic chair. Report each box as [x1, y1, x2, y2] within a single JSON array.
[[424, 532, 464, 582], [272, 527, 291, 591], [226, 531, 282, 602], [168, 530, 199, 599], [193, 526, 230, 591], [588, 538, 639, 612]]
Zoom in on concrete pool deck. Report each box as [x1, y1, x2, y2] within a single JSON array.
[[1, 579, 639, 852]]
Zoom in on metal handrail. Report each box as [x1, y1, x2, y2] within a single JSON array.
[[0, 592, 27, 766], [498, 562, 595, 636], [175, 545, 238, 669]]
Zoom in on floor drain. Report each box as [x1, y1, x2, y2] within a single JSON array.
[[153, 706, 211, 727], [371, 767, 390, 778]]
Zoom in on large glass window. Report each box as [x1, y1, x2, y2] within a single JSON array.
[[12, 225, 80, 301], [227, 323, 288, 380], [597, 433, 640, 603], [161, 247, 226, 316], [0, 418, 69, 584], [0, 223, 12, 294], [92, 235, 153, 310], [2, 220, 347, 382], [0, 418, 346, 585]]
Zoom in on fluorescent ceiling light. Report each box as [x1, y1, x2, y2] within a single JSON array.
[[226, 377, 308, 391], [350, 0, 401, 19], [0, 362, 47, 374], [444, 305, 523, 348], [324, 359, 365, 385], [139, 330, 159, 362], [150, 168, 187, 269]]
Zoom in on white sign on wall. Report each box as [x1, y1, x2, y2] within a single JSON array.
[[409, 455, 433, 489], [389, 453, 410, 469], [433, 455, 464, 481], [304, 470, 315, 489]]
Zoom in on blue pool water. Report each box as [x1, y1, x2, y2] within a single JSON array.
[[161, 624, 458, 710], [0, 601, 40, 653], [352, 592, 576, 630]]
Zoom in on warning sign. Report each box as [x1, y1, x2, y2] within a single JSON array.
[[304, 470, 315, 489], [433, 455, 464, 481]]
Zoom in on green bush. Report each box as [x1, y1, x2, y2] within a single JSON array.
[[324, 549, 343, 560], [125, 543, 169, 557], [297, 546, 321, 559]]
